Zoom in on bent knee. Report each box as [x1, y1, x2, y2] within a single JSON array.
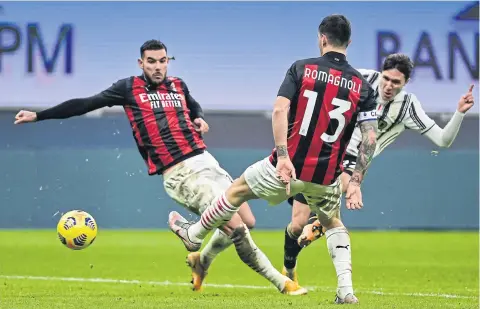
[[321, 217, 344, 231], [289, 221, 304, 237]]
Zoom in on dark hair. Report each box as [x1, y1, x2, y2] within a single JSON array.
[[382, 53, 414, 81], [140, 40, 167, 58], [318, 14, 351, 48]]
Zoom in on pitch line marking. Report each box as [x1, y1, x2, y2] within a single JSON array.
[[0, 275, 476, 300]]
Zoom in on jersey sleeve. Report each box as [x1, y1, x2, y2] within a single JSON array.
[[36, 79, 127, 121], [402, 94, 435, 134], [357, 69, 381, 85], [179, 79, 204, 120], [356, 84, 377, 123], [97, 79, 128, 107], [277, 62, 299, 100]]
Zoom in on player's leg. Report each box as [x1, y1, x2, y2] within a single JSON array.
[[221, 212, 305, 294], [237, 201, 256, 229], [166, 153, 306, 294], [296, 156, 355, 248], [282, 194, 311, 282], [186, 210, 300, 294], [173, 174, 257, 248], [184, 157, 296, 244], [197, 202, 254, 271], [169, 156, 307, 294], [162, 152, 253, 269], [164, 152, 253, 250], [184, 202, 257, 292], [305, 179, 358, 304], [180, 197, 305, 295]]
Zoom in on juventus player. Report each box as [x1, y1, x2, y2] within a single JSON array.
[[169, 14, 378, 304], [281, 53, 476, 285]]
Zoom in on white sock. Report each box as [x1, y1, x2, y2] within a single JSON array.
[[326, 227, 353, 299], [200, 229, 233, 269], [230, 224, 287, 291], [188, 193, 239, 242]]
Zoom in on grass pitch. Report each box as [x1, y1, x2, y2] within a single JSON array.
[[0, 230, 478, 308]]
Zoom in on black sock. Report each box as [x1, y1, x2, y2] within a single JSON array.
[[284, 226, 302, 269]]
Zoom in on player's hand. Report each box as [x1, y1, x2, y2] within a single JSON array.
[[14, 110, 37, 124], [457, 84, 475, 114], [193, 118, 209, 134], [276, 157, 296, 195], [345, 182, 363, 210]]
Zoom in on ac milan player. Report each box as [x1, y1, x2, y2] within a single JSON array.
[[169, 14, 378, 304], [13, 40, 307, 296]]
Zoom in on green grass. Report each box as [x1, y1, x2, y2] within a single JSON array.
[[0, 230, 478, 308]]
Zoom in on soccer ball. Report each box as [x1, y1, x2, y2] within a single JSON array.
[[57, 210, 98, 250]]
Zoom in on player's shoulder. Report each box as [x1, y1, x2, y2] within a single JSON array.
[[166, 76, 189, 87], [107, 76, 134, 91], [393, 89, 420, 105], [289, 57, 323, 70], [166, 76, 184, 83], [115, 76, 133, 84], [390, 90, 425, 123], [293, 57, 321, 65], [354, 68, 381, 85]]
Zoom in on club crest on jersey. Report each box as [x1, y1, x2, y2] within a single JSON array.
[[139, 91, 183, 109], [378, 119, 388, 130]]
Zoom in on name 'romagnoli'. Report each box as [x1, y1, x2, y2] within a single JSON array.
[[304, 67, 361, 94]]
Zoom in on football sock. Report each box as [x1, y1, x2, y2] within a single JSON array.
[[188, 193, 239, 241], [283, 223, 302, 270], [326, 227, 354, 299], [200, 229, 232, 269], [231, 224, 287, 291]]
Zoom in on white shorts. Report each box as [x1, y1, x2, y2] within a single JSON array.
[[163, 151, 233, 215], [244, 157, 342, 220]]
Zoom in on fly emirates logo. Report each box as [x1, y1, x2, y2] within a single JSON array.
[[139, 92, 183, 109]]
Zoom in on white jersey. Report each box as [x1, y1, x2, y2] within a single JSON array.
[[346, 69, 436, 158]]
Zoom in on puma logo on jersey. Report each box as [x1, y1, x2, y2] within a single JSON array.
[[336, 245, 350, 250]]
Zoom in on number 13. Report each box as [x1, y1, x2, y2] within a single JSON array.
[[299, 89, 351, 143]]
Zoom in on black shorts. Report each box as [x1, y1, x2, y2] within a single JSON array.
[[287, 153, 357, 206]]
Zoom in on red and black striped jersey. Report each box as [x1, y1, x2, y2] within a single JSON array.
[[269, 52, 377, 185], [37, 75, 206, 175]]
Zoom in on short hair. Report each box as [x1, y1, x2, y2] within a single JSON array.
[[140, 40, 167, 58], [318, 14, 351, 48], [382, 53, 414, 81]]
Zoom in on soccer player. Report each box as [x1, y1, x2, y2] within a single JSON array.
[[281, 53, 476, 284], [168, 14, 378, 304], [14, 40, 306, 296]]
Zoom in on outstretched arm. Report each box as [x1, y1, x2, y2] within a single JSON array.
[[14, 80, 126, 124], [37, 96, 115, 120], [406, 85, 475, 148], [423, 113, 465, 148]]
